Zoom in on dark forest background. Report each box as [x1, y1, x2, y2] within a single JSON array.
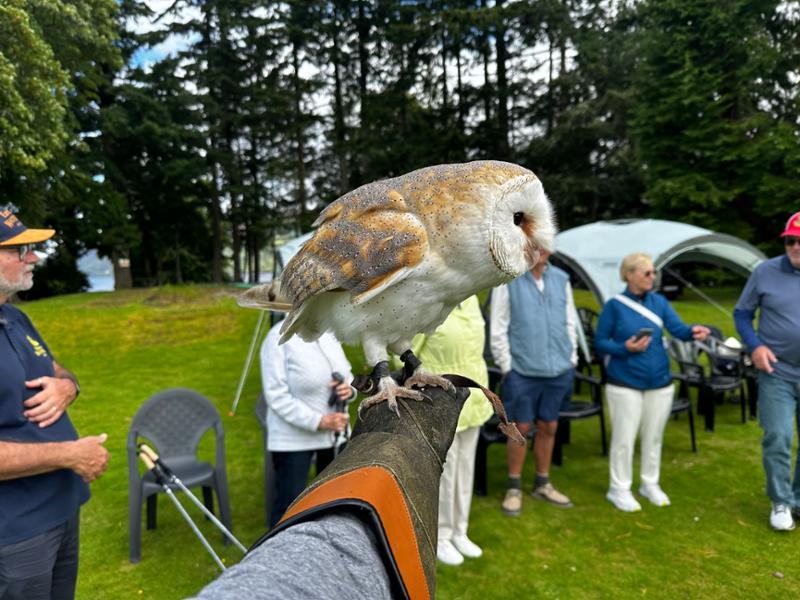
[[2, 0, 799, 296]]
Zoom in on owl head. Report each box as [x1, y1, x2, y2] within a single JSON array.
[[487, 171, 556, 280]]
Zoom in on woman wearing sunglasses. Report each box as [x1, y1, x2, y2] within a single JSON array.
[[595, 252, 709, 512]]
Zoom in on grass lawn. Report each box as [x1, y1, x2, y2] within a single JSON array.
[[17, 285, 800, 599]]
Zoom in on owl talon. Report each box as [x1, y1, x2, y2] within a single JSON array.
[[358, 376, 426, 416], [405, 368, 456, 395]]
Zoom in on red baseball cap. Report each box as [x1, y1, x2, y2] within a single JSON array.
[[781, 211, 800, 238], [0, 207, 55, 246]]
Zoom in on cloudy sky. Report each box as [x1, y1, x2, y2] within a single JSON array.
[[129, 0, 200, 68]]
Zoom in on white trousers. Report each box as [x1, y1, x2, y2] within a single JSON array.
[[438, 426, 481, 541], [606, 383, 674, 492]]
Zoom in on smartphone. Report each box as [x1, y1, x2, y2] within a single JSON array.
[[633, 327, 654, 341]]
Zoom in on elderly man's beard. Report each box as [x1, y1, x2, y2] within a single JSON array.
[[0, 267, 34, 297]]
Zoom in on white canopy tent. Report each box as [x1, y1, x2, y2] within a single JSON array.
[[553, 219, 767, 304], [273, 232, 313, 275]]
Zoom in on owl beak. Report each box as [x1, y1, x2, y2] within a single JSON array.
[[525, 242, 540, 270]]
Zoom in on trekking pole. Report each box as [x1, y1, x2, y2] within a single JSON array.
[[138, 445, 248, 562], [230, 310, 266, 416], [327, 372, 350, 457], [138, 444, 247, 553], [137, 449, 227, 570]]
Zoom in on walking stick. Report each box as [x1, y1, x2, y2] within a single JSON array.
[[230, 310, 266, 416], [137, 444, 247, 570]]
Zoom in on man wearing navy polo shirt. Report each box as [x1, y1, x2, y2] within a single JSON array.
[[0, 208, 109, 600], [735, 211, 800, 532]]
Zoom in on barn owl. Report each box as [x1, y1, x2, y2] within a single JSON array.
[[239, 160, 556, 415]]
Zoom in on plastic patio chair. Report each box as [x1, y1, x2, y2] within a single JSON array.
[[127, 388, 233, 563], [552, 369, 607, 466], [668, 331, 747, 432]]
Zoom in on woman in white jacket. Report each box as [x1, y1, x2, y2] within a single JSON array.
[[261, 323, 355, 527]]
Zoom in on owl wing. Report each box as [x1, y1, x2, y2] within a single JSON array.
[[281, 188, 429, 309]]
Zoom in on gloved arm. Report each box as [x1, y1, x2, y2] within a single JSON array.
[[190, 384, 469, 600]]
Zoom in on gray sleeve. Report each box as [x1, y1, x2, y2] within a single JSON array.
[[187, 513, 392, 600]]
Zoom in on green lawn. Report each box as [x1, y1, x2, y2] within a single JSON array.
[[17, 285, 800, 599]]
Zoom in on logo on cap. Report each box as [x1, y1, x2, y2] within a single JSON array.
[[1, 209, 24, 232]]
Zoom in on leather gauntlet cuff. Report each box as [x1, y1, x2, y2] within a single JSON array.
[[249, 385, 468, 600]]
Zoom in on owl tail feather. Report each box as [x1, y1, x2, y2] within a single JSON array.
[[237, 280, 292, 312]]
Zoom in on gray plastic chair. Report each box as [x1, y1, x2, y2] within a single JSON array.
[[255, 393, 276, 528], [127, 388, 232, 563]]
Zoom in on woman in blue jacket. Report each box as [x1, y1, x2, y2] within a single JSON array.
[[595, 252, 709, 512]]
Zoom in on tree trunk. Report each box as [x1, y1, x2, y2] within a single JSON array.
[[455, 39, 465, 134], [209, 160, 224, 284], [441, 28, 449, 112], [547, 36, 554, 135], [291, 40, 308, 225], [357, 0, 369, 116], [481, 0, 492, 125], [495, 0, 510, 158], [112, 248, 132, 290], [174, 234, 183, 284], [232, 218, 242, 282], [331, 6, 349, 195]]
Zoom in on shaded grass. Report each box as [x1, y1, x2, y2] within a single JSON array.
[[16, 285, 800, 599]]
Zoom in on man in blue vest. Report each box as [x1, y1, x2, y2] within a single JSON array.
[[734, 211, 800, 532], [0, 208, 109, 600], [491, 250, 577, 515]]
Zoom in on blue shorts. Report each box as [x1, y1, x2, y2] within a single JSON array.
[[502, 369, 574, 424]]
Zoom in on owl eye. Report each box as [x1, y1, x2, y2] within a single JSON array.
[[513, 212, 524, 226]]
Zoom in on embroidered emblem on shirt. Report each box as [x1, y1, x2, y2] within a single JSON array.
[[26, 335, 48, 357]]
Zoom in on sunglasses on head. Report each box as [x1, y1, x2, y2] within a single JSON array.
[[1, 243, 35, 260], [785, 237, 800, 247]]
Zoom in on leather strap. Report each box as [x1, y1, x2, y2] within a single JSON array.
[[277, 466, 431, 600], [440, 374, 525, 445], [613, 294, 663, 328]]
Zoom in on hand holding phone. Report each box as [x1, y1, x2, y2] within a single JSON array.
[[633, 327, 654, 342]]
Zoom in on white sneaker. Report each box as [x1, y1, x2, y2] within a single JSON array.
[[639, 484, 671, 507], [437, 539, 464, 565], [452, 534, 482, 558], [770, 503, 796, 531], [606, 489, 642, 512]]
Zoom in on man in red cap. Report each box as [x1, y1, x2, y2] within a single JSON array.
[[0, 208, 109, 599], [735, 211, 800, 531]]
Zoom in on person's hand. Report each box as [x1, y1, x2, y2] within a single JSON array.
[[23, 376, 77, 428], [624, 335, 651, 353], [68, 434, 110, 482], [319, 413, 348, 432], [691, 325, 711, 341], [330, 380, 353, 402], [751, 345, 777, 374]]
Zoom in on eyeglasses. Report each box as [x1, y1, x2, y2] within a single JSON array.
[[1, 244, 35, 260], [785, 237, 800, 247], [641, 269, 658, 277]]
